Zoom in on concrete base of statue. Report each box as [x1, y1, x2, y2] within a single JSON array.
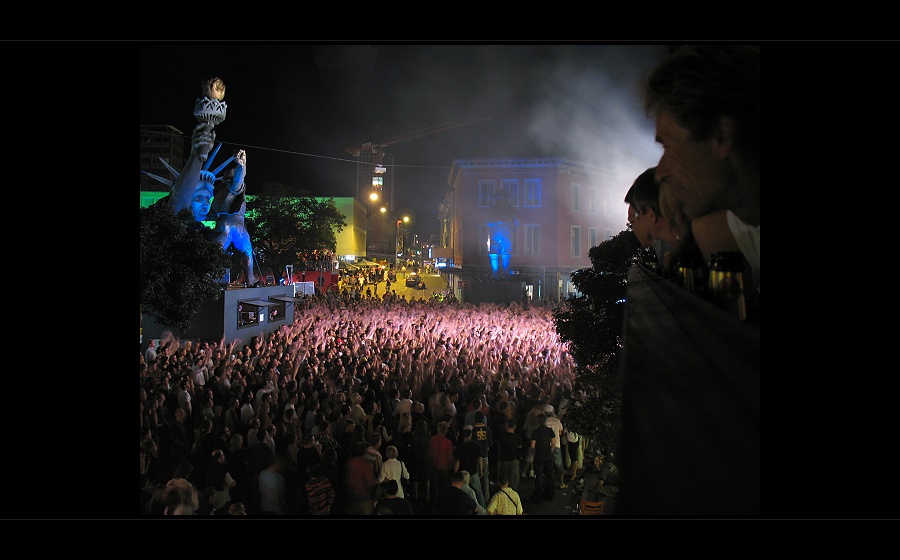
[[141, 285, 302, 352]]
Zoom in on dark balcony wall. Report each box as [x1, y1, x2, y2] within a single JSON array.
[[617, 265, 760, 516]]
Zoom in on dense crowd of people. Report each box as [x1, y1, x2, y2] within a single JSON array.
[[140, 292, 595, 515]]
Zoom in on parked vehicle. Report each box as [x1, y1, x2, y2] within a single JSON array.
[[405, 273, 423, 288]]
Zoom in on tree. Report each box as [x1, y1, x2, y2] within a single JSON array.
[[245, 192, 347, 278], [139, 182, 349, 331], [553, 230, 648, 457], [139, 203, 230, 332]]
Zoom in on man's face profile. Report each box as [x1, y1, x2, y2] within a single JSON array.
[[655, 110, 722, 220]]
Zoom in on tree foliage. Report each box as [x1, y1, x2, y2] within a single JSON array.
[[245, 193, 347, 277], [553, 230, 645, 457], [139, 203, 230, 332], [140, 181, 349, 332]]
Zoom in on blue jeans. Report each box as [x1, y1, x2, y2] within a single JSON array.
[[551, 447, 563, 477], [468, 472, 487, 508]]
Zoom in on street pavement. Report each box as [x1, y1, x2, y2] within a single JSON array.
[[358, 271, 449, 300]]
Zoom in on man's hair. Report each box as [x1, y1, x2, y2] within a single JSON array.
[[459, 470, 471, 484], [624, 167, 661, 214], [382, 478, 399, 496], [228, 502, 247, 515], [164, 487, 191, 514], [644, 45, 759, 166], [452, 470, 467, 484]]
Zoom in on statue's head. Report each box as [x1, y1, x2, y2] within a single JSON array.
[[191, 180, 215, 222], [189, 142, 232, 222]]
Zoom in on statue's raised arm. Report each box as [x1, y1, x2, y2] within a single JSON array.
[[170, 122, 216, 221]]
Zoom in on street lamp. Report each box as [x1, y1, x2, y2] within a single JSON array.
[[396, 216, 410, 268], [396, 219, 402, 267], [367, 192, 380, 256], [379, 206, 388, 255]]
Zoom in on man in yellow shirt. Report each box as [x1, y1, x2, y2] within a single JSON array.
[[486, 474, 523, 515]]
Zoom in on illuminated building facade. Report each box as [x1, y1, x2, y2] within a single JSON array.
[[442, 158, 622, 302]]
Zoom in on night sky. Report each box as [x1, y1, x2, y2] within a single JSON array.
[[140, 43, 670, 239]]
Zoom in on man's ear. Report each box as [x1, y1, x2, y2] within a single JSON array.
[[713, 116, 734, 159]]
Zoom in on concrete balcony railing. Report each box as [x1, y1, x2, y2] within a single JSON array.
[[616, 264, 760, 516]]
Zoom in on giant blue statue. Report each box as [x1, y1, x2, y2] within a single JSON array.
[[487, 190, 519, 279], [142, 77, 257, 286]]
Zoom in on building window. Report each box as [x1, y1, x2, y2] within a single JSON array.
[[571, 183, 581, 212], [237, 300, 278, 328], [589, 187, 598, 214], [603, 228, 613, 242], [501, 179, 519, 207], [267, 300, 286, 323], [589, 227, 598, 249], [524, 223, 541, 255], [601, 189, 610, 215], [478, 180, 495, 207], [570, 226, 581, 257], [524, 179, 541, 207], [238, 302, 259, 328]]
